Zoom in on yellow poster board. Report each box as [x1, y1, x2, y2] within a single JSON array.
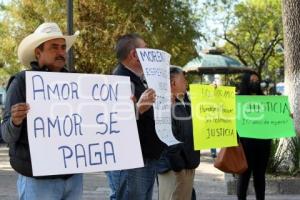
[[190, 84, 237, 150]]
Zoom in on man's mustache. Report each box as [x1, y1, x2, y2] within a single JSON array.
[[55, 56, 65, 61]]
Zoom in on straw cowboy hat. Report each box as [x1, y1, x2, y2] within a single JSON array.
[[18, 22, 79, 67]]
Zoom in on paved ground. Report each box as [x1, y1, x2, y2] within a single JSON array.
[[1, 144, 300, 200]]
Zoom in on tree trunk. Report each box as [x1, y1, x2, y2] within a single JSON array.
[[283, 0, 300, 121], [278, 0, 300, 172]]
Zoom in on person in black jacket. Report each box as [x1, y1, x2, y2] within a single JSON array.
[[237, 72, 272, 200], [105, 33, 167, 200], [157, 66, 200, 200], [1, 22, 82, 200]]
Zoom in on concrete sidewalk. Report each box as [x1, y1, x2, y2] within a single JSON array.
[[1, 144, 300, 200]]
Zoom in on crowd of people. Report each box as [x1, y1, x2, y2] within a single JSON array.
[[0, 22, 271, 200]]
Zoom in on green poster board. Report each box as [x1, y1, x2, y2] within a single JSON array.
[[237, 95, 295, 139], [190, 84, 237, 150]]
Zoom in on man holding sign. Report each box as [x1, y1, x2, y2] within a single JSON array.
[[105, 34, 167, 200], [1, 23, 82, 200]]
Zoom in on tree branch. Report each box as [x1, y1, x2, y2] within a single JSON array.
[[258, 31, 283, 69], [224, 32, 249, 66]]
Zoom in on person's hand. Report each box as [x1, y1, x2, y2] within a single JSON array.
[[136, 88, 156, 114], [11, 103, 30, 126], [131, 95, 137, 103]]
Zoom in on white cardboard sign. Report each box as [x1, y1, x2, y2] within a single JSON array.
[[26, 71, 143, 176], [137, 48, 180, 146]]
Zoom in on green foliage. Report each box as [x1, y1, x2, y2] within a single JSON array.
[[222, 0, 283, 77], [0, 0, 67, 84], [75, 0, 200, 73], [0, 0, 200, 75], [196, 0, 240, 47], [198, 0, 283, 79], [0, 68, 10, 87], [0, 3, 20, 85]]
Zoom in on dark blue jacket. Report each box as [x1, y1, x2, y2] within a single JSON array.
[[157, 94, 200, 172]]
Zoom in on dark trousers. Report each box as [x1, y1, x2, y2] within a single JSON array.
[[191, 188, 196, 200], [237, 138, 271, 200]]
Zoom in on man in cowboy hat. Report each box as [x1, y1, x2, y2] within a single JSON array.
[[1, 22, 82, 200]]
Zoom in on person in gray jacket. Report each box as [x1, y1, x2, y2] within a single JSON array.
[[1, 22, 82, 200]]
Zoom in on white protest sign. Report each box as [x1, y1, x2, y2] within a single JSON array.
[[26, 71, 143, 176], [137, 48, 180, 146]]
